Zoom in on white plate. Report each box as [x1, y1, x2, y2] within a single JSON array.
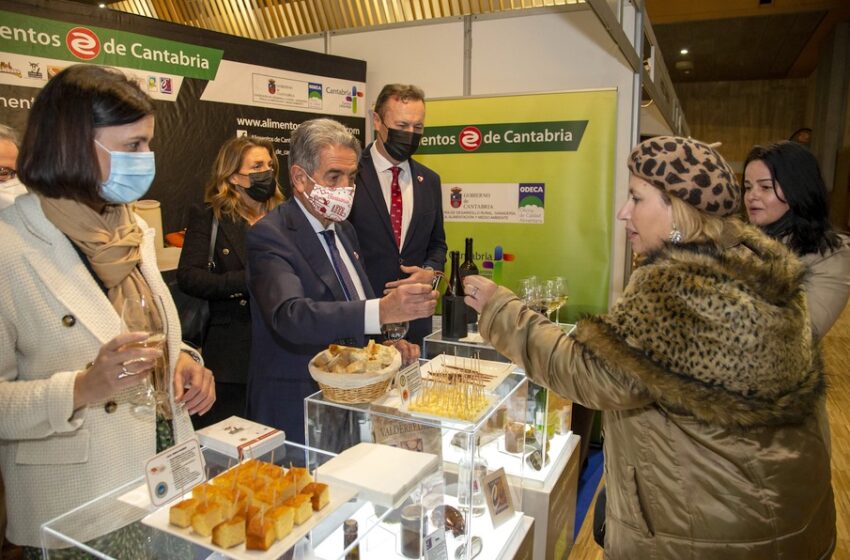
[[420, 355, 514, 392], [142, 483, 357, 560]]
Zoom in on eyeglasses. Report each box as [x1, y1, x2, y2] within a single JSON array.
[[0, 167, 16, 181]]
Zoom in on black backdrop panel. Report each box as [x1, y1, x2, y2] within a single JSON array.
[[0, 0, 366, 234]]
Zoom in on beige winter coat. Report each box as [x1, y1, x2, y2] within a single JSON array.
[[800, 234, 850, 341], [480, 226, 835, 559], [0, 194, 195, 547]]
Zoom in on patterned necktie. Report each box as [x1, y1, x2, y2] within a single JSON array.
[[390, 166, 403, 247], [319, 230, 359, 301]]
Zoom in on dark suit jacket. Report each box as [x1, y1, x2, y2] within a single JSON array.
[[176, 205, 251, 386], [245, 199, 375, 444], [349, 144, 447, 344]]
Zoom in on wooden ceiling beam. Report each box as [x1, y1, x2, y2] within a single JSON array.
[[646, 0, 847, 25], [788, 2, 850, 77]]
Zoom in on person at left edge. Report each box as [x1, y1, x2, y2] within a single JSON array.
[[349, 84, 447, 345], [0, 123, 26, 208], [0, 64, 214, 554], [177, 136, 284, 428], [246, 118, 437, 444]]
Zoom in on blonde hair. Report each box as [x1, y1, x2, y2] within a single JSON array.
[[205, 136, 284, 222], [668, 195, 745, 249]]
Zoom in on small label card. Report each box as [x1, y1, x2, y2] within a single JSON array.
[[396, 361, 423, 405], [144, 437, 206, 507], [482, 467, 514, 526], [424, 528, 449, 560]]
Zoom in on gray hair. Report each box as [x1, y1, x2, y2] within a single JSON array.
[[288, 118, 361, 175], [0, 124, 19, 147]]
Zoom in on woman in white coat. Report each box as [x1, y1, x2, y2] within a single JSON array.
[[0, 64, 215, 557]]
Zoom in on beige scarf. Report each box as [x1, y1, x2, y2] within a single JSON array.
[[38, 195, 158, 321]]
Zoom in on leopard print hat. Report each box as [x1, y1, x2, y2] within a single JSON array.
[[628, 136, 740, 217]]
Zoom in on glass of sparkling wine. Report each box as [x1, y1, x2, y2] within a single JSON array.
[[551, 276, 569, 324], [121, 295, 169, 413]]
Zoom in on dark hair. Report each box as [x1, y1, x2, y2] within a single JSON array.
[[373, 84, 425, 119], [744, 141, 841, 255], [18, 64, 154, 205]]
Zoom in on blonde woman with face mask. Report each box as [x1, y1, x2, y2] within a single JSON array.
[[177, 136, 283, 428]]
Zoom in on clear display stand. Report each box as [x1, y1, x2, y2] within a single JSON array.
[[305, 367, 530, 559], [422, 324, 576, 361], [421, 326, 581, 560], [41, 442, 405, 560]]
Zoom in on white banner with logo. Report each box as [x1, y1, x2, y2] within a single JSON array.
[[200, 60, 366, 117], [443, 183, 545, 224]]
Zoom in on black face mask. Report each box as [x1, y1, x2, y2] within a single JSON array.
[[242, 169, 277, 202], [381, 127, 422, 162]]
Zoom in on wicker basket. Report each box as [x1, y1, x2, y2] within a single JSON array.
[[308, 347, 401, 404]]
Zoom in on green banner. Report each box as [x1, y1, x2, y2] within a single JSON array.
[[417, 91, 617, 321], [419, 120, 588, 154], [0, 10, 222, 80]]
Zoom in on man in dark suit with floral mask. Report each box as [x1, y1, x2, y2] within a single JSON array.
[[349, 84, 447, 346], [246, 118, 437, 444]]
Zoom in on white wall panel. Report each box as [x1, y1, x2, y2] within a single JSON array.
[[277, 9, 636, 298], [471, 10, 635, 297]]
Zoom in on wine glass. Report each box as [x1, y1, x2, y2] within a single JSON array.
[[381, 321, 409, 345], [518, 277, 544, 315], [121, 295, 169, 415], [551, 276, 569, 324]]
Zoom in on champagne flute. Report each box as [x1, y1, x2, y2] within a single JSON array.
[[519, 277, 545, 315], [551, 276, 569, 324], [121, 295, 169, 414]]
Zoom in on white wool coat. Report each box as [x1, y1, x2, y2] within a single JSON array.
[[0, 193, 194, 547]]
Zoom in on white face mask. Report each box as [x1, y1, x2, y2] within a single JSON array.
[[304, 174, 355, 222]]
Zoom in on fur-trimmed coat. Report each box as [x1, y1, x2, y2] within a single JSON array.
[[480, 226, 835, 559]]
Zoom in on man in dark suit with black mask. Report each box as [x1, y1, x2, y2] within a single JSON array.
[[246, 118, 436, 445], [349, 84, 447, 346]]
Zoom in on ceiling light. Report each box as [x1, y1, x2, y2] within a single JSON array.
[[680, 48, 689, 55], [98, 2, 106, 7]]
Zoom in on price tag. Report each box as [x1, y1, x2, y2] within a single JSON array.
[[144, 437, 206, 507], [424, 528, 449, 560], [396, 362, 422, 405]]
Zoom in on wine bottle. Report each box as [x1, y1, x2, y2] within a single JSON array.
[[534, 386, 556, 442], [458, 237, 480, 331], [441, 250, 468, 340]]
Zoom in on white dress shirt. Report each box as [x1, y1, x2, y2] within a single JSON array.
[[295, 197, 381, 334], [370, 142, 414, 248]]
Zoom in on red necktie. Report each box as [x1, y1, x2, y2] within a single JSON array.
[[390, 166, 403, 248]]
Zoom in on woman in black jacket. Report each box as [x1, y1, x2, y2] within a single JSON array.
[[177, 136, 283, 427]]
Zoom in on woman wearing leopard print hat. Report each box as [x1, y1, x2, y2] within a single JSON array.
[[464, 136, 835, 559]]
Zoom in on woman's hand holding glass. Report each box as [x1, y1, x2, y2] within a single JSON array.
[[72, 331, 161, 411], [120, 295, 169, 413]]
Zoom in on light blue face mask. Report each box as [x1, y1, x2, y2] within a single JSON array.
[[95, 139, 156, 204]]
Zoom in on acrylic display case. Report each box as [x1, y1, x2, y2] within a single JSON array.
[[41, 441, 421, 560], [422, 327, 581, 559], [305, 364, 531, 559]]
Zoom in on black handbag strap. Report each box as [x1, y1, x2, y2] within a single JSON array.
[[207, 216, 219, 271]]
